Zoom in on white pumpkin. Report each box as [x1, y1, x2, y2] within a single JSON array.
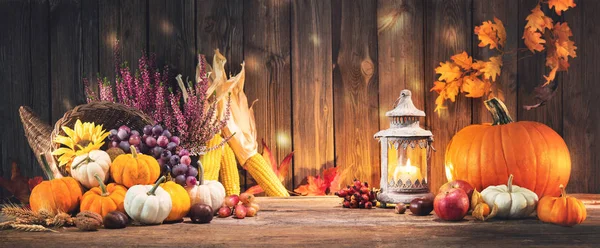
[[71, 150, 111, 188], [124, 176, 172, 224], [186, 161, 225, 213], [481, 174, 538, 219]]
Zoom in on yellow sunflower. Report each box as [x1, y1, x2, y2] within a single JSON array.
[[51, 119, 109, 170]]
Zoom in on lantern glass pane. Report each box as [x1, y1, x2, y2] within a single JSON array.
[[387, 140, 427, 186]]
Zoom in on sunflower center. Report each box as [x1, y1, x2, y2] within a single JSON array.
[[76, 140, 92, 150]]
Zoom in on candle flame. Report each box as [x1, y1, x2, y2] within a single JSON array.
[[393, 158, 423, 183]]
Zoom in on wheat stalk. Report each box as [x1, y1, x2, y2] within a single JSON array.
[[0, 221, 15, 229], [10, 224, 57, 232]]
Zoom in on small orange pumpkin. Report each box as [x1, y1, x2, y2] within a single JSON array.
[[80, 174, 127, 217], [111, 145, 160, 188], [30, 155, 83, 214], [537, 184, 586, 227], [160, 181, 191, 222]]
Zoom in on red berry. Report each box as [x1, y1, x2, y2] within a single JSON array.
[[365, 202, 373, 209], [361, 194, 370, 202], [336, 190, 348, 198], [360, 187, 369, 194], [354, 180, 362, 188], [342, 201, 351, 208], [347, 187, 355, 195], [363, 182, 369, 188]]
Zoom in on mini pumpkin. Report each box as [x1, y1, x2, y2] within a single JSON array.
[[481, 174, 538, 219], [80, 174, 127, 217], [111, 145, 160, 188], [160, 180, 191, 222], [537, 184, 586, 226], [124, 176, 172, 224], [70, 150, 112, 189], [187, 161, 225, 213], [30, 155, 83, 214]]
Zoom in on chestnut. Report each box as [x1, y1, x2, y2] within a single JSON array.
[[409, 198, 434, 216], [189, 203, 213, 224], [103, 211, 129, 229], [394, 204, 407, 214]]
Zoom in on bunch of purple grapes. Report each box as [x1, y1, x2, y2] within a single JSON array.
[[107, 124, 180, 161], [169, 149, 198, 187]]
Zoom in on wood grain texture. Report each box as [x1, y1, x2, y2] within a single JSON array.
[[2, 196, 600, 247], [563, 0, 600, 193], [332, 0, 380, 188], [82, 0, 99, 91], [196, 0, 244, 75], [243, 0, 292, 190], [50, 0, 84, 122], [98, 0, 119, 83], [377, 0, 425, 128], [291, 0, 334, 189], [424, 0, 473, 192], [517, 0, 563, 133], [471, 0, 518, 123], [120, 0, 147, 73]]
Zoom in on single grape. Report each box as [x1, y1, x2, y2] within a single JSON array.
[[162, 130, 172, 139], [108, 129, 118, 141], [117, 129, 129, 141], [186, 176, 197, 187], [119, 141, 131, 153], [142, 134, 149, 141], [166, 142, 177, 151], [139, 143, 149, 154], [143, 125, 153, 135], [161, 150, 172, 160], [129, 134, 141, 146], [130, 130, 140, 137], [187, 166, 198, 177], [170, 136, 181, 146], [152, 125, 164, 136], [110, 141, 119, 148], [152, 147, 164, 158], [157, 135, 169, 148], [178, 148, 189, 157], [118, 125, 131, 134], [169, 155, 181, 166], [145, 136, 157, 148], [180, 155, 191, 166], [174, 175, 186, 186], [172, 164, 188, 176]]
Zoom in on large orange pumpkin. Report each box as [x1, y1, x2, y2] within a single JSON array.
[[30, 155, 83, 214], [80, 174, 127, 217], [445, 98, 571, 197], [111, 145, 160, 188], [537, 184, 586, 226]]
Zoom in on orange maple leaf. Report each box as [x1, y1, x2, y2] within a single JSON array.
[[445, 79, 461, 102], [451, 51, 473, 69], [245, 140, 293, 195], [475, 21, 499, 49], [493, 17, 506, 48], [434, 91, 447, 113], [430, 81, 446, 93], [294, 167, 341, 196], [548, 0, 576, 16], [480, 56, 503, 82], [462, 76, 491, 98], [435, 62, 462, 82], [525, 4, 554, 32], [523, 28, 546, 52]]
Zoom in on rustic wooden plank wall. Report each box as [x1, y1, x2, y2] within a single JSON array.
[[1, 0, 599, 198]]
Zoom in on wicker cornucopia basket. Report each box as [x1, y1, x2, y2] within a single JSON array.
[[19, 101, 154, 177]]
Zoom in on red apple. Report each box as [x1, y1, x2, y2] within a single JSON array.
[[438, 180, 474, 200], [434, 188, 470, 221]]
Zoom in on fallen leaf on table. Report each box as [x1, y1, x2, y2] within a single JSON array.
[[294, 167, 341, 196]]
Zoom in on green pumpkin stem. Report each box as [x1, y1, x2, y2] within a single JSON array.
[[40, 153, 54, 180], [130, 145, 138, 158], [94, 174, 109, 197], [484, 98, 514, 125], [507, 174, 514, 193], [71, 155, 95, 170], [148, 176, 166, 196], [197, 159, 204, 185]]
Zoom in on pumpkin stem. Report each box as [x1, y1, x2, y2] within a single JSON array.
[[71, 156, 95, 170], [94, 174, 109, 196], [484, 98, 514, 125], [197, 159, 204, 185], [560, 184, 567, 198], [40, 153, 54, 180], [130, 145, 138, 158], [507, 174, 514, 193], [148, 176, 166, 196]]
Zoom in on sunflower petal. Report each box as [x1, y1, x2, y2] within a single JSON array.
[[53, 135, 75, 150]]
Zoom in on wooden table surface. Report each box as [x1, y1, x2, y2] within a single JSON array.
[[1, 195, 599, 247]]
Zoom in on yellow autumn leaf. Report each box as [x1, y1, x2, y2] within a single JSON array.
[[523, 28, 546, 52], [430, 81, 446, 93], [543, 66, 559, 86], [548, 0, 576, 16], [462, 76, 491, 98], [552, 22, 572, 42], [475, 20, 499, 49], [492, 17, 506, 48], [525, 4, 554, 32], [434, 91, 447, 113], [480, 56, 502, 82], [435, 62, 462, 82], [446, 79, 461, 102], [451, 51, 473, 69]]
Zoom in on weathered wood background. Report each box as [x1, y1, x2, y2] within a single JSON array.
[[1, 0, 599, 197]]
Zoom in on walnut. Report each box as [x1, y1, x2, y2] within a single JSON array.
[[74, 211, 103, 231]]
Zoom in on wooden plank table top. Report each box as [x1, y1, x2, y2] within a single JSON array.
[[1, 195, 599, 247]]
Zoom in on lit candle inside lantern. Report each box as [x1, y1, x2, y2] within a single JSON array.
[[393, 159, 423, 184]]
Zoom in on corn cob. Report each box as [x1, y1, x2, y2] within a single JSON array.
[[220, 143, 241, 196], [245, 153, 289, 197], [201, 134, 223, 181]]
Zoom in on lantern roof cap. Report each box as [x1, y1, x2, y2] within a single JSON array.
[[385, 89, 425, 117]]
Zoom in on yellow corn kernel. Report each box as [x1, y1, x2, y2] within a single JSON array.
[[201, 134, 223, 181], [220, 143, 240, 196], [245, 154, 289, 197]]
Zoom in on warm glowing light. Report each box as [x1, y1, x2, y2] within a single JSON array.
[[161, 20, 173, 35], [445, 162, 454, 182], [276, 131, 290, 149], [393, 158, 423, 183], [310, 33, 320, 45]]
